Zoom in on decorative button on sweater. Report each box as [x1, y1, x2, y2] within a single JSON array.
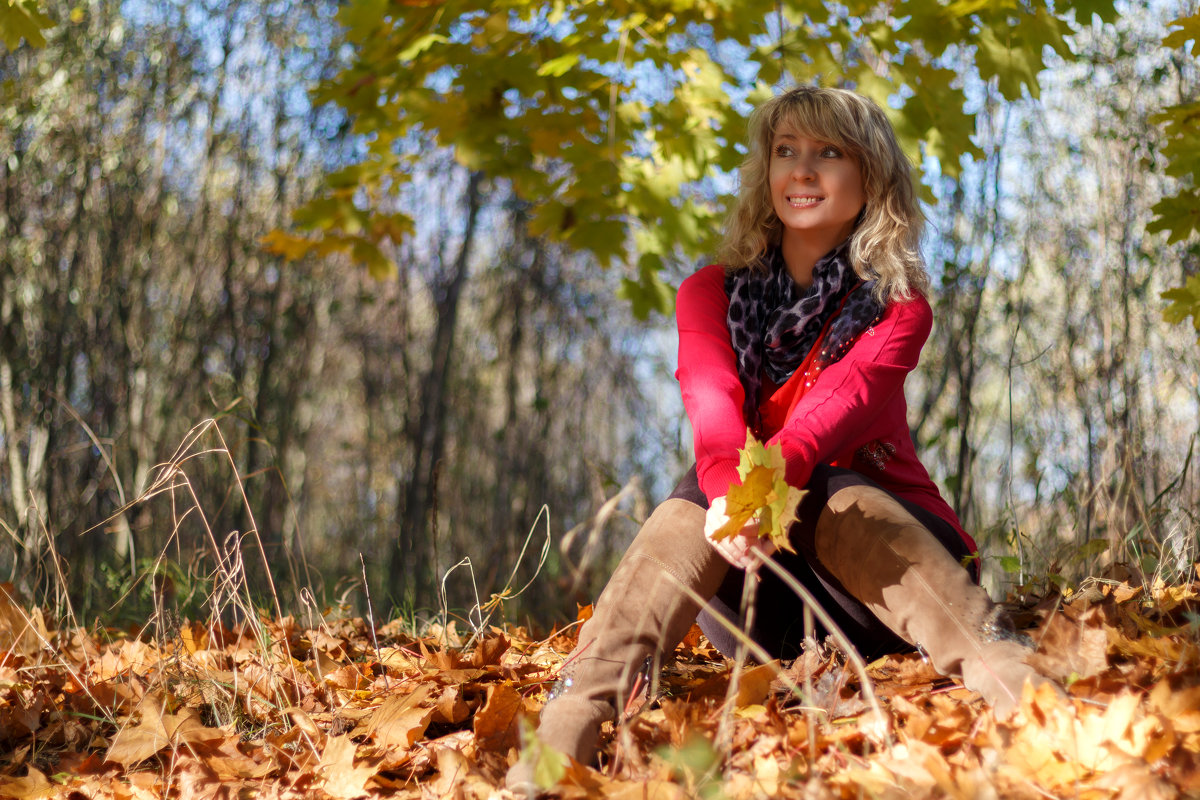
[[856, 439, 897, 471]]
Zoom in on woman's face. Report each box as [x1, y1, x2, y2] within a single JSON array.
[[767, 123, 865, 249]]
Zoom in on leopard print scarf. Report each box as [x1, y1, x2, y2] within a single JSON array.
[[725, 242, 884, 429]]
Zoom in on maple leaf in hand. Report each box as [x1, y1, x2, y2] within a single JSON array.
[[712, 431, 804, 553]]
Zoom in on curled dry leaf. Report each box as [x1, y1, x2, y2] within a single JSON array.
[[0, 767, 53, 800], [473, 682, 524, 752], [318, 735, 376, 800], [1027, 605, 1109, 681], [367, 688, 435, 750]]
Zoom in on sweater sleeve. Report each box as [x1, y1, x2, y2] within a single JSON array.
[[767, 294, 932, 489], [675, 265, 745, 502]]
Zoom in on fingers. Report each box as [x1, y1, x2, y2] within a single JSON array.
[[710, 529, 777, 571], [704, 495, 780, 570]]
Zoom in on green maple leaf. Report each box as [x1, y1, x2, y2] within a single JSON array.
[[713, 432, 805, 553]]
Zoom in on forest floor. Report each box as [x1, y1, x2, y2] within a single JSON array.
[[0, 578, 1198, 799]]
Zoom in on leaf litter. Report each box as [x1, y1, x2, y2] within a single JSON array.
[[0, 579, 1198, 798]]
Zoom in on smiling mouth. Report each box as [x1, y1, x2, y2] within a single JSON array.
[[786, 195, 823, 208]]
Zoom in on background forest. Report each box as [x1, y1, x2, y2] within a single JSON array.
[[0, 0, 1197, 635]]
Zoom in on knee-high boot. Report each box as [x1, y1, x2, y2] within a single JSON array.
[[813, 484, 1056, 714], [523, 498, 728, 767]]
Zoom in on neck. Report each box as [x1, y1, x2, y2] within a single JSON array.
[[781, 234, 840, 288]]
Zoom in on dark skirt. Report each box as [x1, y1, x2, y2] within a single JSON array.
[[668, 463, 975, 662]]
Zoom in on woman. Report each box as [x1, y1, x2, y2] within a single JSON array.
[[514, 85, 1053, 782]]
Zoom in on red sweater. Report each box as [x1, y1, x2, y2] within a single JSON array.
[[675, 263, 975, 553]]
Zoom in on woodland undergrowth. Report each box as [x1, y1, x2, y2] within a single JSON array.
[[0, 422, 1198, 799], [0, 577, 1199, 799]]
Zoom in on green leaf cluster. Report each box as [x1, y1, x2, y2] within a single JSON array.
[[280, 0, 1116, 313], [1150, 13, 1200, 340], [0, 0, 54, 50]]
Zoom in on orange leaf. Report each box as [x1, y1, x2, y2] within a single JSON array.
[[433, 686, 471, 725], [368, 685, 433, 749], [735, 661, 781, 707], [474, 683, 524, 751], [318, 735, 376, 800], [0, 767, 53, 800], [472, 633, 509, 667], [105, 699, 171, 769]]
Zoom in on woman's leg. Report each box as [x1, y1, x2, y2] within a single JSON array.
[[522, 471, 727, 767], [699, 465, 1051, 713], [699, 465, 958, 660], [811, 474, 1051, 713]]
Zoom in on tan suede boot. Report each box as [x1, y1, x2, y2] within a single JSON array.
[[507, 498, 727, 794], [813, 484, 1056, 715]]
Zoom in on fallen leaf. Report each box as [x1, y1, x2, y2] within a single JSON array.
[[1028, 606, 1109, 680], [318, 734, 375, 800], [366, 684, 434, 749], [105, 698, 171, 768], [0, 767, 54, 800], [735, 661, 781, 707], [472, 633, 509, 667], [433, 685, 471, 725], [106, 701, 227, 769], [474, 682, 524, 751], [0, 585, 48, 660], [1094, 761, 1178, 800]]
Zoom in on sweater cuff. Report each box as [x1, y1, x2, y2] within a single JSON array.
[[699, 459, 742, 504]]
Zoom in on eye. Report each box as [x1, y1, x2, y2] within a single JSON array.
[[773, 143, 794, 158], [820, 145, 842, 158]]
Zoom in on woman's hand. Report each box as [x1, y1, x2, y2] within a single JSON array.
[[704, 496, 778, 570]]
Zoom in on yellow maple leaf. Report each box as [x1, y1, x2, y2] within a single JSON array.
[[712, 432, 804, 552]]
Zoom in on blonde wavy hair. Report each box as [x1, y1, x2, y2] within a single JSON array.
[[718, 85, 929, 303]]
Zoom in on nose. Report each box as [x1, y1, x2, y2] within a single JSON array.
[[792, 153, 817, 180]]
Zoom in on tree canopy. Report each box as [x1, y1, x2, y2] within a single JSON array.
[[271, 0, 1119, 316]]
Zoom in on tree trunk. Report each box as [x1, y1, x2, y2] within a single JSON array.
[[390, 171, 485, 610]]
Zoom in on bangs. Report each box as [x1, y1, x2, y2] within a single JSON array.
[[769, 96, 861, 154]]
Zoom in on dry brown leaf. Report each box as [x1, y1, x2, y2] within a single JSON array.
[[471, 633, 509, 668], [173, 761, 226, 800], [735, 661, 780, 707], [603, 779, 687, 799], [105, 698, 171, 768], [1094, 761, 1178, 800], [375, 705, 434, 751], [199, 735, 275, 780], [420, 640, 470, 671], [0, 586, 48, 664], [318, 734, 376, 800], [361, 683, 434, 750], [106, 701, 227, 770], [0, 767, 54, 800], [1027, 606, 1109, 681], [1148, 677, 1200, 733], [473, 682, 523, 752], [433, 685, 471, 725], [430, 747, 475, 798]]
